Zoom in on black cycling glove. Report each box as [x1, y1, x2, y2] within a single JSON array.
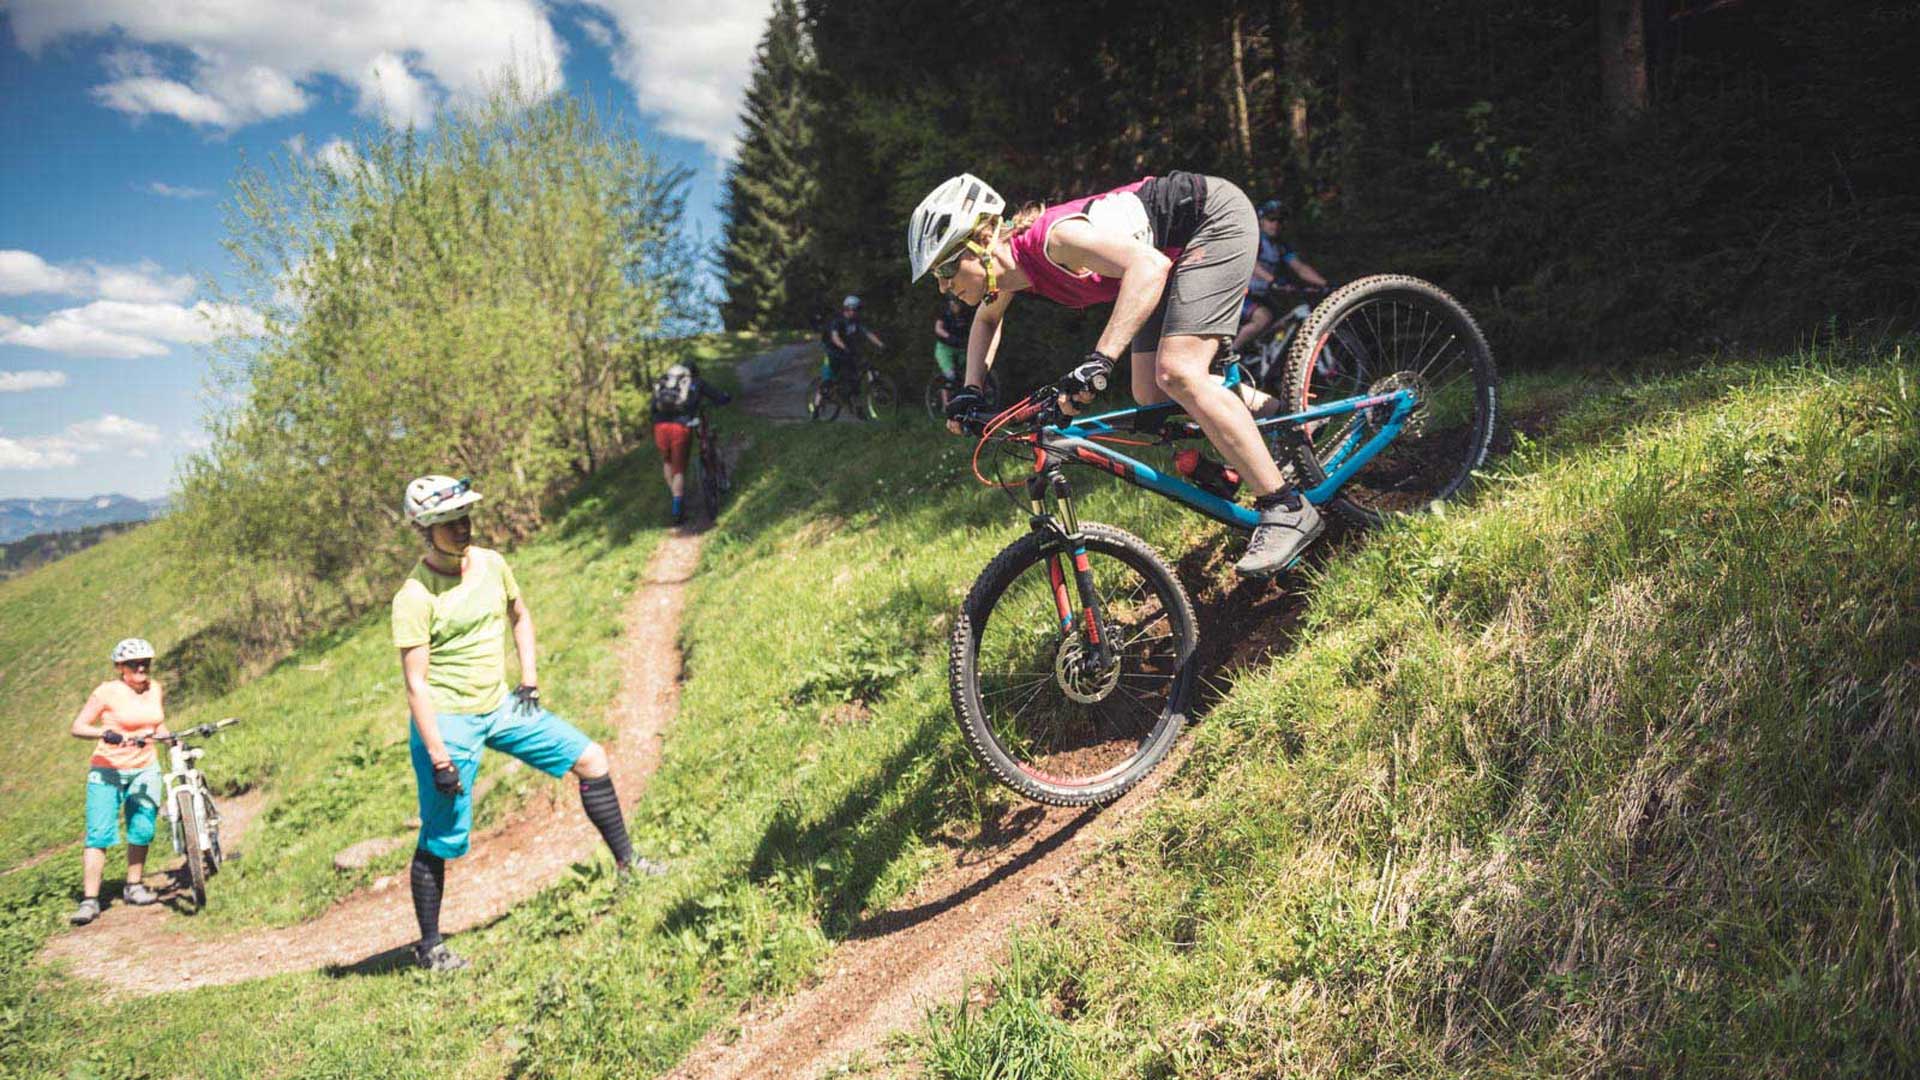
[[432, 761, 464, 797], [512, 684, 541, 710], [1059, 351, 1115, 401], [101, 730, 124, 745], [945, 384, 988, 424]]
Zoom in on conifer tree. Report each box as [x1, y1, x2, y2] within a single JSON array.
[[718, 0, 818, 331]]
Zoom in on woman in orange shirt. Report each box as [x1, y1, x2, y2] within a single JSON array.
[[68, 638, 170, 925]]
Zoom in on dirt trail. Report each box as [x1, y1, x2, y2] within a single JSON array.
[[42, 529, 704, 995], [666, 745, 1191, 1080], [737, 341, 821, 422]]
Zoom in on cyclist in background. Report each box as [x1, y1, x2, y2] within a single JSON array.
[[1230, 197, 1329, 356], [650, 361, 732, 526], [394, 475, 650, 972], [822, 295, 885, 391], [68, 638, 170, 925], [931, 293, 973, 412], [909, 172, 1323, 578]]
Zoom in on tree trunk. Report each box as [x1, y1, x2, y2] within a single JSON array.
[[1229, 12, 1254, 169], [1598, 0, 1649, 124], [1281, 0, 1311, 170]]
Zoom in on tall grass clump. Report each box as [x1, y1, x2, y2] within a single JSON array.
[[922, 340, 1920, 1076]]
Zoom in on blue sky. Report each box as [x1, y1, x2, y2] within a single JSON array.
[[0, 1, 769, 500]]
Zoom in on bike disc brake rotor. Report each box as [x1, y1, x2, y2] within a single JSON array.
[[1054, 635, 1122, 704], [1368, 370, 1431, 437]]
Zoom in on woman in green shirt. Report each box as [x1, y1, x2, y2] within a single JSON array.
[[393, 475, 647, 972]]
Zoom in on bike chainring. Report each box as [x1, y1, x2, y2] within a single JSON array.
[[1367, 370, 1431, 437], [1054, 635, 1122, 704]]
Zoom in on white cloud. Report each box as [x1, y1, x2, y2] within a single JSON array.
[[0, 370, 70, 392], [0, 250, 195, 303], [8, 1, 566, 132], [145, 181, 212, 199], [576, 12, 618, 49], [315, 137, 364, 177], [582, 0, 773, 159], [1, 300, 264, 359], [355, 52, 435, 129], [0, 413, 163, 470]]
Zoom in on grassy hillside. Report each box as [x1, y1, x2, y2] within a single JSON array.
[[914, 344, 1920, 1077], [3, 336, 1911, 1078]]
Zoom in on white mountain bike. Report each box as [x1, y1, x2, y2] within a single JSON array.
[[132, 718, 240, 908]]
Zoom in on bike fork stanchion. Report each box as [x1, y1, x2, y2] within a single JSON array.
[[1032, 469, 1112, 668]]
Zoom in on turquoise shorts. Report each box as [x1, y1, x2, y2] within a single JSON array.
[[409, 697, 593, 859], [84, 766, 162, 849]]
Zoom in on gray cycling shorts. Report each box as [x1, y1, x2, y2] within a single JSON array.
[[1131, 176, 1257, 356]]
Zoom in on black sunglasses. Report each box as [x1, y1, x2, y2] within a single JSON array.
[[123, 659, 152, 671]]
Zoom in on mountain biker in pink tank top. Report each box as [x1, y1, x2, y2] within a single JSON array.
[[906, 171, 1325, 578]]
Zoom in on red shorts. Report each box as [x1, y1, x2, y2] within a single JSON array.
[[652, 421, 691, 472]]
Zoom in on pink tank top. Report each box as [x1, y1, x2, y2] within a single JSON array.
[[1007, 178, 1181, 309]]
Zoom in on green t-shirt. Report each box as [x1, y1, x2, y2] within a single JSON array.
[[391, 546, 521, 715]]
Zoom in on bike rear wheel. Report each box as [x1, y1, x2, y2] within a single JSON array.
[[950, 523, 1196, 806], [699, 440, 724, 520], [175, 789, 208, 908], [1279, 274, 1498, 526], [924, 371, 1002, 422]]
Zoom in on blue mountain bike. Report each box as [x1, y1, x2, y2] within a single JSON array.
[[948, 274, 1498, 805]]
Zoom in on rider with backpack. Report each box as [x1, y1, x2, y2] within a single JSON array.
[[651, 362, 732, 525]]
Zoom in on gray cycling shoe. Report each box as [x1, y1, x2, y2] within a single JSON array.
[[1235, 491, 1325, 578], [123, 882, 160, 906], [617, 856, 669, 884], [69, 898, 102, 926], [412, 941, 469, 973]]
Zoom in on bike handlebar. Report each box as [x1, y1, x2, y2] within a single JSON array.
[[128, 717, 241, 748]]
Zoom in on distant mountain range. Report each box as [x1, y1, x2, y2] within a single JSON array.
[[0, 495, 169, 544]]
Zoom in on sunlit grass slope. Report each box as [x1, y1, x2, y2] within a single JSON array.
[[917, 343, 1920, 1078]]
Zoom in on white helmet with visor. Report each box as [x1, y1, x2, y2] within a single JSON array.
[[404, 474, 483, 527], [907, 173, 1006, 282]]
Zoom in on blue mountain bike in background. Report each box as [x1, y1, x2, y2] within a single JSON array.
[[948, 274, 1498, 805]]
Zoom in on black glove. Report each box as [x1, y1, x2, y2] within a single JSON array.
[[1059, 351, 1115, 402], [512, 684, 541, 711], [432, 761, 464, 797], [101, 730, 124, 745], [945, 384, 986, 420]]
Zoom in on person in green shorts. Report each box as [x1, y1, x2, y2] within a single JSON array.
[[931, 293, 972, 412], [394, 475, 653, 972], [68, 637, 170, 925]]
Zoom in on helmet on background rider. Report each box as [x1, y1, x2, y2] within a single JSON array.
[[842, 295, 862, 310], [110, 638, 155, 664], [1257, 198, 1285, 220], [404, 474, 483, 527], [907, 173, 1007, 282]]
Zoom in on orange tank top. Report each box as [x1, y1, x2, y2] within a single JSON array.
[[87, 681, 165, 770]]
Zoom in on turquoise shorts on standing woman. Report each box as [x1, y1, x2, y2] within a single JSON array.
[[84, 766, 162, 849]]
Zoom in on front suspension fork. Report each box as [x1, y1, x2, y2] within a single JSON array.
[[1030, 471, 1113, 669]]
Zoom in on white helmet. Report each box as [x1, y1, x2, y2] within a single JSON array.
[[907, 173, 1006, 282], [842, 295, 861, 309], [111, 638, 156, 664], [404, 474, 483, 527]]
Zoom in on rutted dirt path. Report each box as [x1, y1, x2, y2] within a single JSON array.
[[42, 529, 704, 995], [665, 750, 1191, 1080]]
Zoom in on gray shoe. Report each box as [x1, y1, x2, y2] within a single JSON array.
[[124, 882, 160, 906], [1235, 492, 1325, 578], [617, 856, 669, 883], [69, 898, 102, 926], [412, 941, 469, 973]]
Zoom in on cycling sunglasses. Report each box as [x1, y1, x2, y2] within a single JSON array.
[[931, 253, 963, 281], [122, 659, 152, 671]]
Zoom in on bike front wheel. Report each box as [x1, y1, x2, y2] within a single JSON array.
[[807, 377, 839, 421], [858, 371, 899, 422], [699, 445, 724, 520], [950, 523, 1197, 806], [1279, 273, 1499, 526], [175, 789, 209, 908]]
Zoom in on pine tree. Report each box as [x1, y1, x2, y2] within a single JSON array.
[[718, 0, 818, 332]]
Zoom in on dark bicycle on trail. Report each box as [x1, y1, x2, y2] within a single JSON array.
[[808, 358, 900, 422], [947, 275, 1498, 806], [692, 405, 731, 521]]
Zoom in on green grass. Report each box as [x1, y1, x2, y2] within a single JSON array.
[[910, 340, 1920, 1077], [4, 334, 1912, 1078]]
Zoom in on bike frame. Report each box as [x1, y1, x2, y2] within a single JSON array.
[[999, 361, 1419, 675], [159, 739, 215, 860]]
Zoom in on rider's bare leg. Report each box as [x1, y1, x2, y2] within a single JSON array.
[[1129, 349, 1171, 406], [1231, 304, 1276, 354], [82, 847, 105, 899], [126, 844, 147, 887], [1153, 334, 1288, 496], [662, 463, 684, 498]]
